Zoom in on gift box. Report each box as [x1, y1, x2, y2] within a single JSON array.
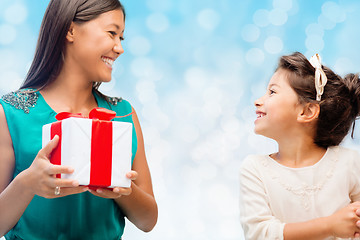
[[42, 108, 133, 188]]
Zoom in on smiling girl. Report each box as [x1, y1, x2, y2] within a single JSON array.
[[0, 0, 157, 239], [240, 52, 360, 239]]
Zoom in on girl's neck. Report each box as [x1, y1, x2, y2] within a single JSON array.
[[273, 136, 327, 168]]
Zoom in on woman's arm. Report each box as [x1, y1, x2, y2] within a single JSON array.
[[89, 107, 158, 232], [0, 105, 86, 236], [114, 108, 158, 232], [0, 103, 31, 236]]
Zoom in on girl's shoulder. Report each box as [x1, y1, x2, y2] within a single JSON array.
[[334, 145, 360, 162], [240, 154, 270, 174]]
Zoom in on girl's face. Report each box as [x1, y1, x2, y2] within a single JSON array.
[[66, 9, 125, 83], [254, 69, 303, 140]]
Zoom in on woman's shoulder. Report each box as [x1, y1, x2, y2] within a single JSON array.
[[95, 91, 133, 118], [0, 88, 39, 114]]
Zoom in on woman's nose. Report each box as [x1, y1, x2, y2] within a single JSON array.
[[113, 40, 124, 55]]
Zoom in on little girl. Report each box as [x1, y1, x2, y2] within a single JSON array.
[[239, 52, 360, 240]]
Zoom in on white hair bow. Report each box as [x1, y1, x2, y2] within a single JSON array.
[[309, 54, 327, 101]]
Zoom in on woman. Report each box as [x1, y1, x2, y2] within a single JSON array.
[[0, 0, 157, 239]]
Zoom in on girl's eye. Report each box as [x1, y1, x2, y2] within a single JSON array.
[[269, 89, 276, 95], [109, 31, 117, 36]]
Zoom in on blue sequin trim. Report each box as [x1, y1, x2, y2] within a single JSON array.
[[1, 90, 39, 114], [106, 96, 123, 105]]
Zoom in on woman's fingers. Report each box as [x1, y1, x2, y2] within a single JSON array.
[[113, 187, 132, 196], [46, 164, 74, 176], [49, 178, 80, 188], [126, 170, 138, 180], [44, 186, 88, 199], [88, 187, 131, 199], [87, 171, 136, 199], [38, 135, 59, 159], [55, 186, 88, 197]]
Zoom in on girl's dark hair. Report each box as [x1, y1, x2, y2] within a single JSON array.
[[278, 52, 360, 148], [21, 0, 125, 96]]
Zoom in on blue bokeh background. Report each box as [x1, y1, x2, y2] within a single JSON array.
[[1, 0, 360, 239]]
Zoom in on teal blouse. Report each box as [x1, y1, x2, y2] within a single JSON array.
[[0, 89, 137, 240]]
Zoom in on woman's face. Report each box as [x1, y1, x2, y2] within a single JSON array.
[[66, 9, 125, 83]]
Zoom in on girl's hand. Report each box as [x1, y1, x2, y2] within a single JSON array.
[[88, 171, 138, 199], [22, 135, 88, 198], [326, 202, 360, 238]]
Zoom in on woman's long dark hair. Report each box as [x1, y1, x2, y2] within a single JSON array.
[[21, 0, 125, 93]]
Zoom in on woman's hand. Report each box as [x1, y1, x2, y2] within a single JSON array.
[[88, 171, 138, 199], [21, 135, 88, 198], [325, 201, 360, 238]]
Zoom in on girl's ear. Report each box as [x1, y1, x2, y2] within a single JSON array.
[[298, 103, 320, 123], [66, 22, 75, 42]]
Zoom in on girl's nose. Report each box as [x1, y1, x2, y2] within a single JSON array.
[[254, 97, 262, 107]]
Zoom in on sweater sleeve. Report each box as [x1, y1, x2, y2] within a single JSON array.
[[348, 149, 360, 202], [239, 155, 285, 240]]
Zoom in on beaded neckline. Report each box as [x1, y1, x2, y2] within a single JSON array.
[[1, 89, 39, 114], [262, 147, 339, 211], [1, 89, 123, 114]]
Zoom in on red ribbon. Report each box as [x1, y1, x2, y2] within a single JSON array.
[[55, 107, 117, 121], [51, 107, 120, 187]]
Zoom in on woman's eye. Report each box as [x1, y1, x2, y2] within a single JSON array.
[[269, 89, 276, 95], [109, 31, 117, 36]]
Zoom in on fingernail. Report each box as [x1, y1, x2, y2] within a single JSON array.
[[72, 181, 79, 186], [97, 189, 102, 193]]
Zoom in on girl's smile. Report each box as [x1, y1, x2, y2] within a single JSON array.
[[254, 69, 302, 140]]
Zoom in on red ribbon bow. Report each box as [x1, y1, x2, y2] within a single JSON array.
[[55, 107, 117, 121], [51, 107, 128, 188]]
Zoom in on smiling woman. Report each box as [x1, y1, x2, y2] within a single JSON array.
[[64, 9, 125, 83], [0, 0, 157, 239]]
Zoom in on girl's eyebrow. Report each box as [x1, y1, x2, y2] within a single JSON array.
[[269, 83, 280, 88]]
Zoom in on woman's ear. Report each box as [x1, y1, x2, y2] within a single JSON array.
[[298, 103, 320, 123], [66, 22, 75, 42]]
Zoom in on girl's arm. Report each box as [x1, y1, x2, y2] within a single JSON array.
[[239, 156, 285, 239], [0, 105, 86, 236], [240, 156, 360, 240], [284, 203, 360, 240]]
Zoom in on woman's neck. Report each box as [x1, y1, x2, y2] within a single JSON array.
[[40, 71, 98, 116], [273, 135, 327, 168]]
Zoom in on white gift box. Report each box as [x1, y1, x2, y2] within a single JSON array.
[[42, 116, 132, 188]]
